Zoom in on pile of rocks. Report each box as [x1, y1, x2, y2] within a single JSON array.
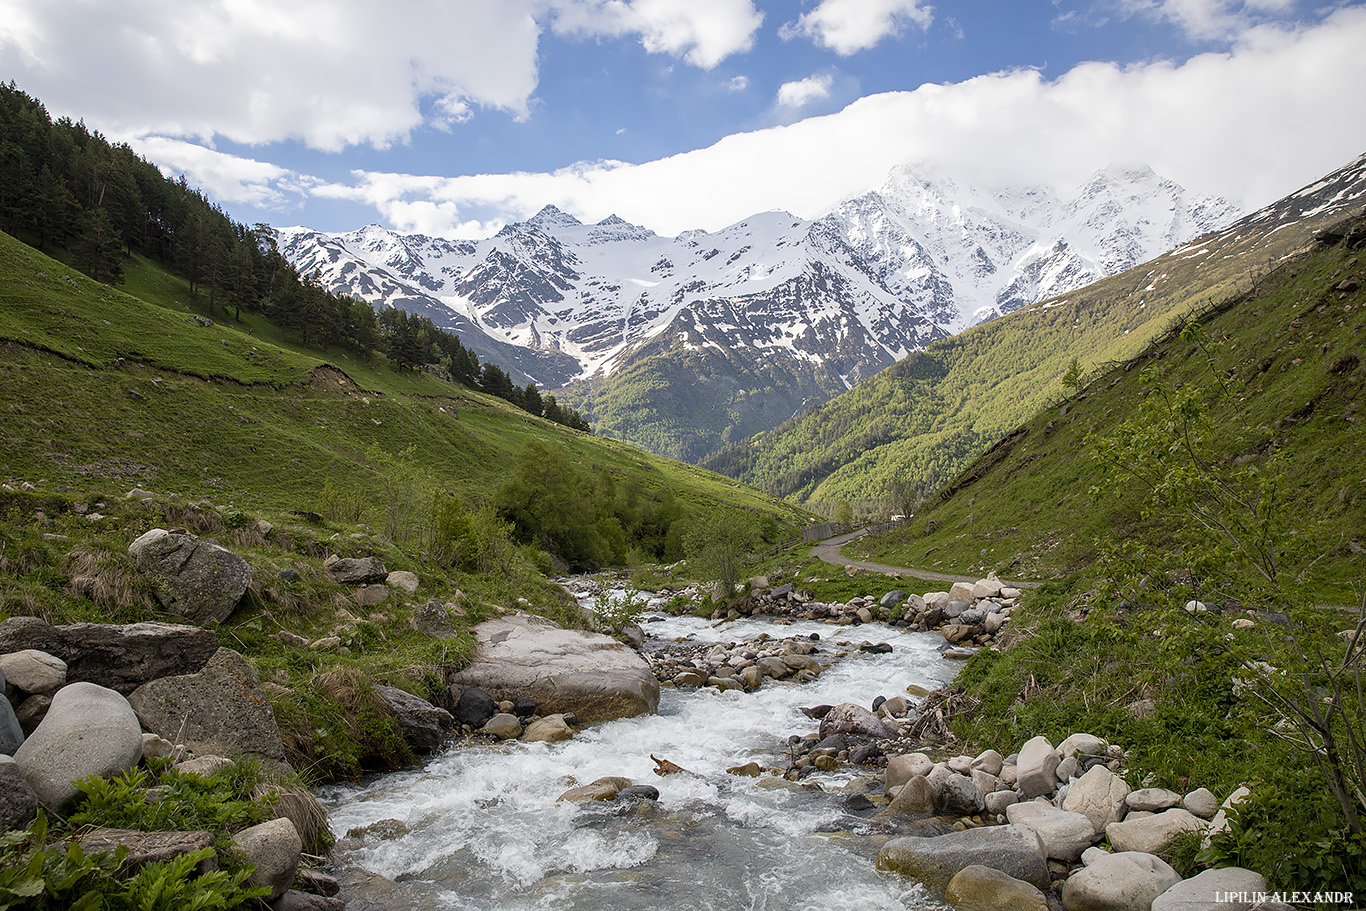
[[445, 682, 580, 745], [0, 639, 344, 909], [643, 633, 828, 692], [738, 574, 1021, 653], [871, 731, 1267, 910]]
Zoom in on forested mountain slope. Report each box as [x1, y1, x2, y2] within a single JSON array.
[[849, 212, 1366, 586], [702, 151, 1366, 514]]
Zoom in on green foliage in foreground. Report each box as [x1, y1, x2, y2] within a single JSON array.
[[69, 764, 273, 862], [0, 810, 267, 911]]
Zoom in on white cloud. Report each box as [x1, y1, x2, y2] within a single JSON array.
[[776, 74, 834, 108], [782, 0, 934, 55], [727, 75, 751, 91], [0, 0, 543, 151], [546, 0, 763, 68], [0, 0, 761, 154], [305, 7, 1366, 237], [1110, 0, 1302, 40], [129, 137, 314, 210]]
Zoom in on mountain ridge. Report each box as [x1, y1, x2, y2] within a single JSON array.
[[700, 150, 1366, 512], [279, 163, 1238, 460]]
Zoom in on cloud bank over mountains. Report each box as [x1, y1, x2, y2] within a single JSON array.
[[1, 0, 1362, 239]]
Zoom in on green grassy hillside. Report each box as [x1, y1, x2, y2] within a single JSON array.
[[703, 157, 1366, 517], [848, 214, 1366, 590], [0, 231, 806, 527]]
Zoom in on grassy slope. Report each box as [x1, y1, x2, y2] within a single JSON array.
[[0, 232, 812, 780], [888, 219, 1366, 891], [849, 215, 1366, 592], [704, 187, 1366, 516], [0, 233, 808, 526]]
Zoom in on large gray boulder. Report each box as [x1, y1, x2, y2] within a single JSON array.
[[1151, 867, 1268, 910], [374, 685, 452, 755], [129, 648, 288, 765], [0, 668, 23, 755], [14, 682, 144, 812], [0, 755, 39, 831], [1006, 801, 1097, 861], [879, 774, 936, 817], [945, 864, 1049, 911], [818, 702, 898, 741], [1063, 765, 1131, 833], [129, 529, 252, 625], [886, 752, 935, 790], [1061, 850, 1182, 911], [934, 773, 986, 817], [326, 556, 387, 585], [521, 713, 575, 743], [447, 612, 659, 724], [232, 817, 302, 902], [877, 824, 1050, 893], [411, 600, 460, 639]]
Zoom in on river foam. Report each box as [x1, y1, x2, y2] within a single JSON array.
[[322, 610, 960, 910]]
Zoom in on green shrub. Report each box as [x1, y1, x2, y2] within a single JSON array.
[[69, 764, 273, 864], [0, 812, 267, 911], [590, 577, 646, 638]]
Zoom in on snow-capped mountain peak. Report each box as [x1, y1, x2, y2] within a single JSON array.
[[278, 161, 1240, 416]]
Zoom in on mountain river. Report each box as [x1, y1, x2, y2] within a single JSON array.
[[321, 600, 963, 911]]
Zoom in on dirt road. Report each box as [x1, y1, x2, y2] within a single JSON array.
[[810, 528, 1042, 589]]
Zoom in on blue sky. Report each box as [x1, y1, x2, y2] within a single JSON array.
[[3, 0, 1365, 237]]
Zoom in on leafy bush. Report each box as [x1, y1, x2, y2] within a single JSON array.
[[1197, 778, 1366, 894], [590, 577, 646, 638], [69, 764, 273, 864]]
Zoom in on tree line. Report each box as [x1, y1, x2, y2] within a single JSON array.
[[0, 82, 586, 431]]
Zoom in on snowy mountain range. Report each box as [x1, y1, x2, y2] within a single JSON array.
[[278, 163, 1239, 460]]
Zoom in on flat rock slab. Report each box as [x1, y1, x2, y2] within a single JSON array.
[[75, 827, 216, 872], [1152, 867, 1268, 910], [819, 702, 898, 740], [129, 647, 288, 765], [877, 823, 1050, 894], [1006, 801, 1097, 861], [448, 612, 659, 724], [0, 617, 220, 695]]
